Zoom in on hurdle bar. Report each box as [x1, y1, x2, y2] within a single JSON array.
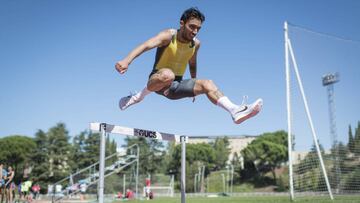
[[90, 122, 188, 203]]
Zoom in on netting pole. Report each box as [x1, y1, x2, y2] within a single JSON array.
[[136, 144, 139, 199], [180, 136, 187, 203], [287, 36, 334, 200], [285, 21, 295, 201], [98, 123, 106, 203]]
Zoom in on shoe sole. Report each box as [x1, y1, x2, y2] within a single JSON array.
[[119, 97, 140, 111], [234, 99, 263, 124]]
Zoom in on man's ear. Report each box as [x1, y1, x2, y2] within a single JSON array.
[[180, 20, 185, 27]]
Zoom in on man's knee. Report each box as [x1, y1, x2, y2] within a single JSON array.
[[147, 69, 175, 91], [200, 79, 217, 91], [158, 69, 175, 83]]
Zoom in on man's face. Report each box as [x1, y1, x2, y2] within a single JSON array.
[[180, 17, 202, 41]]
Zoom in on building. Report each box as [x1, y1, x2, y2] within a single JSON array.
[[188, 135, 257, 163]]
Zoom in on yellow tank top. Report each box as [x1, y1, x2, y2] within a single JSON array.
[[152, 30, 196, 79]]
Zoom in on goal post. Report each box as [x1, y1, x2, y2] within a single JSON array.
[[143, 186, 174, 197], [284, 20, 360, 200], [284, 21, 333, 200]]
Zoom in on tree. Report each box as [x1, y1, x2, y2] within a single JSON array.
[[167, 143, 216, 192], [212, 137, 230, 170], [354, 121, 360, 155], [348, 125, 355, 153], [295, 140, 328, 191], [0, 135, 36, 183], [123, 136, 165, 176], [241, 131, 288, 182], [231, 152, 242, 184], [72, 131, 88, 170], [46, 123, 74, 182], [30, 129, 50, 192], [297, 140, 326, 173], [82, 131, 101, 167]]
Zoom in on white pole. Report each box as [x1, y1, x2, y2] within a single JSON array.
[[230, 165, 234, 194], [284, 21, 295, 201], [136, 145, 139, 199], [98, 123, 106, 203], [226, 166, 230, 193], [221, 174, 225, 193], [198, 167, 201, 193], [194, 174, 198, 193], [123, 174, 126, 195], [287, 37, 334, 200], [181, 136, 187, 203], [171, 175, 175, 197], [201, 166, 205, 194]]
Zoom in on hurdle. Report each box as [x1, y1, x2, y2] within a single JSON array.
[[90, 122, 188, 203]]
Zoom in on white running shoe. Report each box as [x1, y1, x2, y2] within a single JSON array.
[[119, 92, 141, 110], [232, 98, 263, 124]]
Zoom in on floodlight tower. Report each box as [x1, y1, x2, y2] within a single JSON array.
[[322, 72, 341, 192]]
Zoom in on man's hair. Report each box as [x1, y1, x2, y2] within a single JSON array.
[[180, 7, 205, 23]]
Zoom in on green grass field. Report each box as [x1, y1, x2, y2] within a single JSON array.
[[111, 196, 360, 203]]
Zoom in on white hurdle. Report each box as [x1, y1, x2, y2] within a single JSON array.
[[90, 122, 188, 203]]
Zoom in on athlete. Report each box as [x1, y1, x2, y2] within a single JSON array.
[[115, 7, 262, 124]]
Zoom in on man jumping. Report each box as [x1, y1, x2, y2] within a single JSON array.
[[115, 7, 262, 124]]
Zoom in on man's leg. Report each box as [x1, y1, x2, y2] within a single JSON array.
[[193, 79, 262, 124], [119, 69, 175, 110], [146, 68, 175, 92]]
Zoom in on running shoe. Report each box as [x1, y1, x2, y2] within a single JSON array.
[[119, 92, 141, 110], [232, 98, 263, 124]]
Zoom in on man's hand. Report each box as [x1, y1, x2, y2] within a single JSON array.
[[115, 60, 129, 74]]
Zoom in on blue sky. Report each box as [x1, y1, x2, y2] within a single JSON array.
[[1, 0, 359, 149]]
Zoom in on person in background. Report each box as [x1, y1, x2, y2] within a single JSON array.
[[17, 181, 22, 201], [125, 189, 134, 199], [5, 166, 15, 203], [31, 181, 40, 200], [0, 163, 7, 203], [79, 182, 87, 201], [21, 178, 32, 202], [116, 191, 123, 199]]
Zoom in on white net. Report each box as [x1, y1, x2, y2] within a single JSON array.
[[140, 174, 174, 197], [286, 22, 360, 198]]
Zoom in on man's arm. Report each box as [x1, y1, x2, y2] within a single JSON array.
[[115, 29, 174, 74], [188, 39, 201, 78]]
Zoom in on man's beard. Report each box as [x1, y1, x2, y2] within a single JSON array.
[[181, 31, 192, 42]]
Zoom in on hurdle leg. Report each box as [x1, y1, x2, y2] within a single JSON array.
[[98, 123, 106, 203]]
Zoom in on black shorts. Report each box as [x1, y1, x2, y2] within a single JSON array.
[[156, 79, 196, 100], [5, 182, 13, 189]]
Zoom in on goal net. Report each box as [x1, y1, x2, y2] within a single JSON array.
[[140, 174, 175, 197], [285, 22, 360, 200]]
